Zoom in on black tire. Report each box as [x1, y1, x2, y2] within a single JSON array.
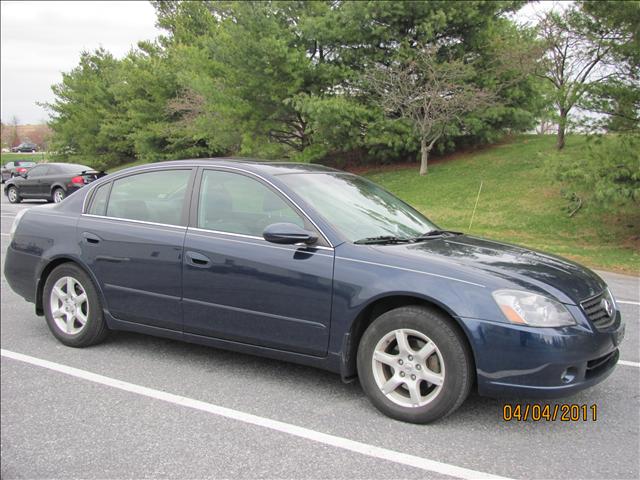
[[43, 263, 109, 347], [7, 186, 21, 203], [52, 187, 65, 203], [357, 305, 473, 423]]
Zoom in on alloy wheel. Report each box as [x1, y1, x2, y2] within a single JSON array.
[[8, 187, 18, 202], [371, 328, 445, 408], [49, 276, 89, 335]]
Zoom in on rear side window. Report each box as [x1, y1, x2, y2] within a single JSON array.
[[197, 170, 305, 236], [106, 169, 191, 226], [88, 183, 111, 216]]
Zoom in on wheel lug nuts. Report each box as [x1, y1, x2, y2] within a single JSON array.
[[416, 364, 421, 370], [411, 374, 416, 380], [408, 355, 413, 361], [400, 372, 405, 377], [398, 359, 404, 365]]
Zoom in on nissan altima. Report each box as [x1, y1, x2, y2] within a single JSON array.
[[4, 160, 625, 423]]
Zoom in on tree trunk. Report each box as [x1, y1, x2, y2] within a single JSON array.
[[557, 108, 567, 150], [420, 139, 429, 176]]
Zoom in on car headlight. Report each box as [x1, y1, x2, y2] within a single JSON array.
[[605, 288, 617, 312], [492, 289, 575, 327], [9, 209, 27, 239]]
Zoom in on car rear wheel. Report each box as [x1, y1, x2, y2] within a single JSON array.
[[43, 263, 109, 347], [52, 187, 66, 203], [357, 305, 473, 423], [7, 186, 21, 203]]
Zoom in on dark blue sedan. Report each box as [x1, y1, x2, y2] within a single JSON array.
[[4, 160, 625, 423]]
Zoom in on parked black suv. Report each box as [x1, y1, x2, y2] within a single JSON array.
[[4, 163, 105, 203], [11, 142, 38, 153]]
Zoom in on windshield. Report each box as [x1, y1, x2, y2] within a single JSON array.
[[278, 172, 437, 242]]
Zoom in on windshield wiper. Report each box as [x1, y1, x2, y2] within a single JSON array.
[[354, 236, 412, 245], [413, 229, 463, 241]]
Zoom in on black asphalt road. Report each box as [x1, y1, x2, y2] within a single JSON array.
[[1, 195, 639, 479]]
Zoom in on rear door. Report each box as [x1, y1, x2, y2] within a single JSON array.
[[36, 164, 59, 196], [79, 168, 195, 331], [182, 168, 334, 356]]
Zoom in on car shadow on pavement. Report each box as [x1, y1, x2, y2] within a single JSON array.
[[100, 329, 513, 424]]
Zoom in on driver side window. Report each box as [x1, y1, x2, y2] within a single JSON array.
[[27, 165, 48, 177], [197, 170, 305, 236]]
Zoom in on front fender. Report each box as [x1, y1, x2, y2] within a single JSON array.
[[327, 243, 505, 380], [4, 180, 17, 194]]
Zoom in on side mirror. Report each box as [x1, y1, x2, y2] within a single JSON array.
[[263, 223, 318, 245], [20, 172, 28, 178]]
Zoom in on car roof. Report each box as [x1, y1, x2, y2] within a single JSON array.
[[119, 159, 344, 176]]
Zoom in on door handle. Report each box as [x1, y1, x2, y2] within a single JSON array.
[[82, 232, 101, 244], [186, 251, 211, 267]]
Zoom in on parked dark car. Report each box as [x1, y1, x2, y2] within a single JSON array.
[[4, 162, 105, 204], [4, 160, 624, 423], [11, 142, 38, 153], [1, 160, 36, 183]]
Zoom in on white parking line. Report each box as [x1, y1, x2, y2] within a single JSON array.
[[619, 360, 640, 368], [1, 348, 513, 480], [618, 300, 640, 306]]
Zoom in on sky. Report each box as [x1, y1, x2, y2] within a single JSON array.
[[0, 1, 569, 126], [1, 1, 162, 124]]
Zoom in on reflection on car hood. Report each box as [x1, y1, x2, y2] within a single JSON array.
[[378, 235, 606, 304]]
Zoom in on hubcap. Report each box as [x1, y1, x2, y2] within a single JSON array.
[[372, 328, 445, 408], [54, 190, 64, 203], [50, 276, 89, 335], [8, 188, 17, 201]]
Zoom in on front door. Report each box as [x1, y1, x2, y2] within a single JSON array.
[[20, 164, 48, 196], [79, 168, 194, 331], [182, 168, 334, 356]]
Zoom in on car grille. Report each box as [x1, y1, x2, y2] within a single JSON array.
[[581, 292, 616, 330]]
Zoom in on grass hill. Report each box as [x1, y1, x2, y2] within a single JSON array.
[[363, 135, 638, 274]]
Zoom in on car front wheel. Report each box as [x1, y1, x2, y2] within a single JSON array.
[[7, 186, 21, 203], [357, 305, 473, 423], [43, 263, 108, 347]]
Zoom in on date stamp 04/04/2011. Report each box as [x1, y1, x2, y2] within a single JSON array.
[[502, 403, 598, 422]]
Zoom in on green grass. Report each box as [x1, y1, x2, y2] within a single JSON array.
[[0, 152, 50, 164], [364, 135, 639, 275]]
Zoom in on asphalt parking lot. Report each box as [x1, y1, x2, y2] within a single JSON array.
[[1, 193, 639, 480]]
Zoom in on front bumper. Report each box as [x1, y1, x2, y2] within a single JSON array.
[[461, 310, 625, 398]]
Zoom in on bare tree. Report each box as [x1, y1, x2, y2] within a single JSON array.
[[9, 115, 20, 148], [537, 7, 619, 149], [367, 48, 493, 175], [167, 88, 207, 125]]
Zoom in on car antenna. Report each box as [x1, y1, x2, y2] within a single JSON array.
[[468, 180, 483, 233]]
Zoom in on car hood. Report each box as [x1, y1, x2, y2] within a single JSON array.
[[375, 235, 606, 304]]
